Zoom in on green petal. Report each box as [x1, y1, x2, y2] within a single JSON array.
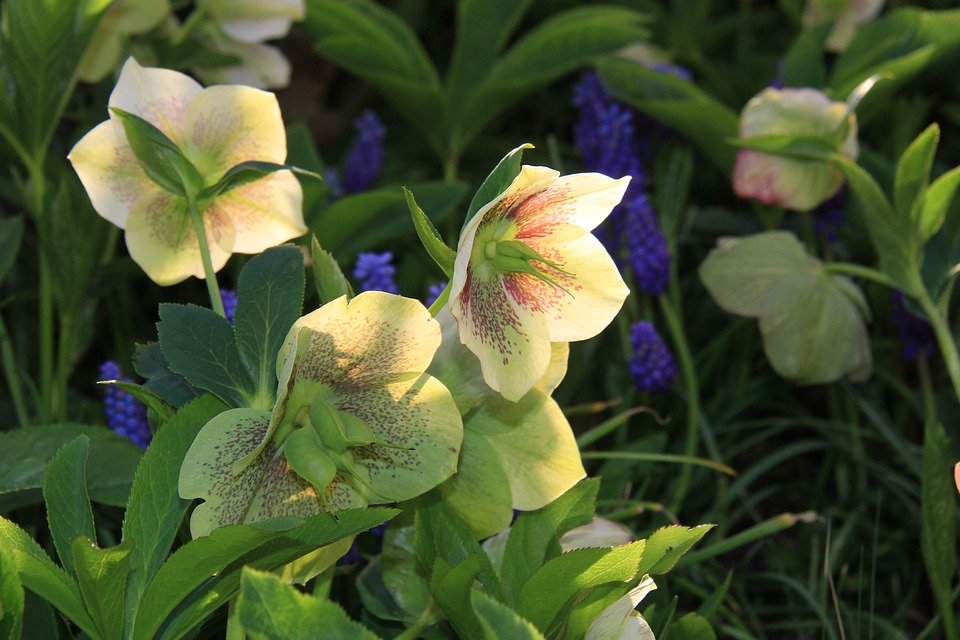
[[438, 428, 514, 538]]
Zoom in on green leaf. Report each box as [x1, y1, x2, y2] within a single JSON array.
[[238, 567, 380, 640], [463, 144, 532, 233], [157, 303, 256, 407], [133, 342, 200, 408], [666, 613, 716, 640], [429, 556, 483, 638], [303, 0, 443, 152], [121, 396, 227, 633], [833, 155, 920, 292], [894, 124, 939, 221], [699, 231, 873, 383], [0, 517, 97, 637], [234, 246, 305, 408], [405, 187, 456, 277], [597, 57, 739, 174], [517, 542, 645, 632], [109, 381, 174, 424], [197, 161, 323, 201], [471, 589, 546, 640], [0, 425, 141, 512], [71, 537, 132, 640], [727, 133, 836, 160], [636, 525, 713, 576], [781, 22, 831, 88], [381, 522, 432, 623], [0, 217, 24, 284], [311, 237, 354, 304], [42, 437, 95, 577], [0, 546, 24, 640], [921, 422, 957, 635], [110, 107, 203, 197], [500, 479, 599, 603], [454, 6, 647, 154], [357, 557, 407, 623], [286, 122, 331, 214], [918, 165, 960, 241], [132, 508, 397, 640]]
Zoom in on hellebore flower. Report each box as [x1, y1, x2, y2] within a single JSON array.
[[733, 87, 858, 212], [68, 58, 307, 285], [803, 0, 885, 52], [196, 32, 293, 90], [179, 292, 463, 537], [198, 0, 305, 44], [78, 0, 171, 83], [450, 165, 631, 401]]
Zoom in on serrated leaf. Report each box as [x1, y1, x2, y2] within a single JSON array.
[[233, 245, 305, 408], [133, 342, 200, 408], [636, 525, 713, 577], [157, 303, 256, 407], [42, 437, 95, 577], [311, 236, 354, 304], [238, 567, 380, 640], [463, 144, 532, 234], [429, 556, 483, 638], [381, 522, 432, 623], [197, 161, 323, 201], [471, 589, 546, 640], [109, 381, 174, 424], [0, 217, 24, 284], [110, 108, 202, 197], [500, 479, 599, 603], [918, 165, 960, 241], [71, 537, 132, 640], [894, 124, 939, 221], [0, 546, 24, 640], [405, 187, 455, 276], [121, 396, 227, 633]]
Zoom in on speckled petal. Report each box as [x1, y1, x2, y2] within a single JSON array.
[[510, 172, 631, 239], [205, 171, 305, 253], [333, 374, 462, 503], [469, 390, 584, 510], [68, 119, 160, 227], [179, 409, 363, 538], [181, 84, 287, 182], [124, 189, 234, 285], [108, 58, 202, 145], [516, 233, 630, 343]]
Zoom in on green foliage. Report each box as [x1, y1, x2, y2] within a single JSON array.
[[405, 187, 456, 277], [42, 437, 96, 576], [0, 546, 24, 640], [196, 161, 323, 201], [109, 107, 203, 197], [0, 217, 24, 285], [311, 236, 354, 304], [471, 589, 545, 640], [921, 422, 958, 637], [71, 537, 132, 640]]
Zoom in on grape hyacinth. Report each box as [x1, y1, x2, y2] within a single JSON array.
[[629, 321, 677, 393], [891, 291, 936, 361], [98, 360, 151, 448], [343, 110, 386, 194], [353, 251, 399, 294], [220, 288, 237, 326], [572, 71, 671, 295], [425, 281, 447, 307]]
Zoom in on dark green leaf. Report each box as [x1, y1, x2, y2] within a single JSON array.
[[405, 187, 456, 277], [42, 437, 95, 576], [238, 567, 380, 640], [919, 165, 960, 241], [636, 525, 712, 576], [109, 381, 174, 424], [894, 124, 939, 220], [133, 342, 200, 408], [311, 237, 354, 304], [0, 546, 24, 640], [728, 133, 836, 160], [666, 613, 716, 640], [234, 246, 305, 408], [110, 108, 202, 197], [921, 422, 958, 635], [429, 556, 483, 638], [157, 303, 256, 407], [463, 145, 532, 234], [286, 122, 330, 215], [356, 557, 407, 623], [121, 396, 227, 633], [0, 217, 24, 284], [71, 537, 132, 640], [197, 161, 323, 201], [500, 479, 599, 603], [781, 22, 831, 88], [471, 589, 545, 640]]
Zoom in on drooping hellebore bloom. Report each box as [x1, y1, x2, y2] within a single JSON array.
[[68, 58, 307, 285], [803, 0, 885, 52], [450, 165, 631, 401], [196, 31, 293, 90], [198, 0, 305, 44], [733, 87, 858, 212], [179, 292, 463, 537], [78, 0, 171, 83]]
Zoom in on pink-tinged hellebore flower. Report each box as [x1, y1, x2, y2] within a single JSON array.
[[450, 165, 631, 401], [68, 58, 307, 285], [733, 87, 858, 212], [803, 0, 885, 52]]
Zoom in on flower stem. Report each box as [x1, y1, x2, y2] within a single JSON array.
[[822, 262, 898, 288], [0, 314, 30, 427], [186, 194, 226, 318], [916, 288, 960, 405], [660, 294, 702, 513], [395, 601, 438, 640]]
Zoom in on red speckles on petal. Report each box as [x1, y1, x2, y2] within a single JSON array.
[[459, 269, 525, 363]]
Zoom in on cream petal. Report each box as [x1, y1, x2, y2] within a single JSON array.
[[221, 17, 294, 43], [205, 171, 305, 253], [181, 84, 287, 181], [560, 517, 634, 552], [197, 41, 292, 90], [510, 173, 631, 237], [68, 119, 159, 228], [108, 57, 202, 144], [124, 190, 234, 285]]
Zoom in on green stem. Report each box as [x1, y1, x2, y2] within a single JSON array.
[[660, 295, 702, 512], [186, 193, 226, 317], [395, 601, 438, 640], [0, 314, 30, 427], [916, 288, 960, 405], [822, 262, 898, 288], [171, 6, 206, 46], [580, 451, 735, 477], [27, 159, 57, 423], [427, 283, 450, 316], [676, 511, 818, 568]]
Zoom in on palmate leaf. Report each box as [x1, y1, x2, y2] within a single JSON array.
[[71, 537, 132, 640]]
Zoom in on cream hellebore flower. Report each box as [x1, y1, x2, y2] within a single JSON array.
[[78, 0, 171, 83], [196, 31, 292, 90], [198, 0, 305, 44], [450, 165, 631, 402], [733, 87, 858, 212], [179, 292, 463, 537], [68, 58, 307, 285], [803, 0, 885, 52]]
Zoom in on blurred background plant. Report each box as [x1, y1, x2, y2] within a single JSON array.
[[2, 0, 960, 638]]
